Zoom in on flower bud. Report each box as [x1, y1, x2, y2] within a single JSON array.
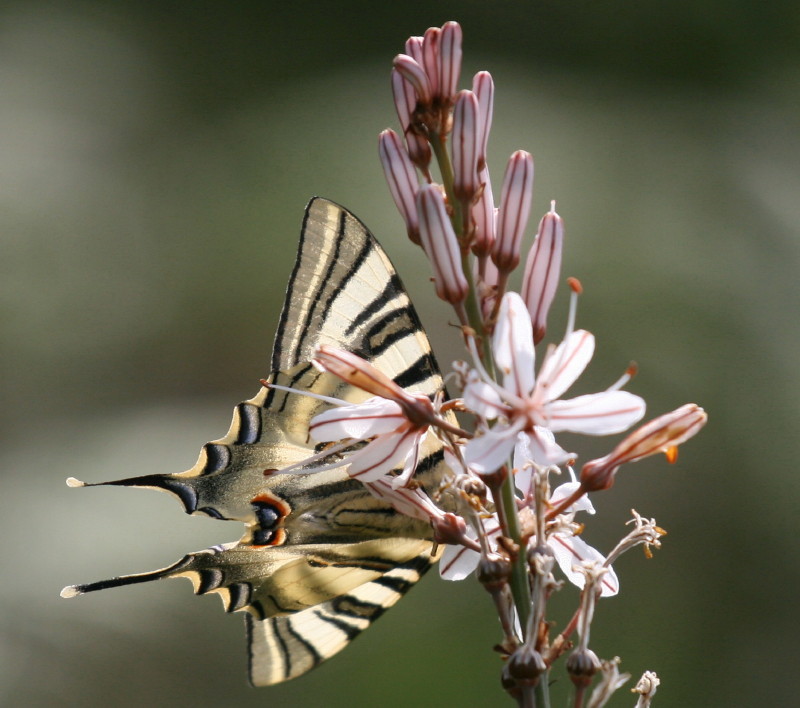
[[472, 71, 494, 169], [393, 53, 431, 105], [492, 150, 534, 273], [581, 404, 707, 491], [378, 129, 420, 244], [452, 90, 480, 202], [404, 35, 423, 63], [521, 203, 564, 344], [471, 169, 496, 258], [421, 27, 440, 99], [438, 21, 462, 105], [390, 70, 431, 169], [416, 185, 468, 304]]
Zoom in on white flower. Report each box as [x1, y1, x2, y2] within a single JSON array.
[[270, 346, 443, 488], [464, 292, 646, 474], [309, 396, 432, 486]]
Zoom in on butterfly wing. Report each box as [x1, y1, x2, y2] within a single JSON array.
[[63, 198, 448, 685]]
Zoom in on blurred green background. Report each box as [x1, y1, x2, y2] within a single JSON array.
[[3, 1, 798, 706]]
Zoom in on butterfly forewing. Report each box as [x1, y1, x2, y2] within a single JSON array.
[[63, 198, 449, 686]]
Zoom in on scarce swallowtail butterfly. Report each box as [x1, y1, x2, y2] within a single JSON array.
[[62, 198, 450, 686]]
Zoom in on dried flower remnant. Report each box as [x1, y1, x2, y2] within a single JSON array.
[[632, 671, 660, 708]]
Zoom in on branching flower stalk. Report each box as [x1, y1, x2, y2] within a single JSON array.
[[275, 21, 707, 707]]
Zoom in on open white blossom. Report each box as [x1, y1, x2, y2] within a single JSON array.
[[465, 292, 646, 473]]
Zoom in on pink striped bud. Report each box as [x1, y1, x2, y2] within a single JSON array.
[[404, 35, 424, 64], [393, 54, 432, 105], [378, 129, 420, 244], [438, 21, 463, 105], [471, 166, 495, 257], [580, 404, 708, 491], [452, 90, 481, 202], [472, 71, 494, 169], [391, 67, 415, 130], [521, 202, 564, 344], [422, 27, 441, 99], [391, 69, 431, 168], [492, 150, 534, 273], [416, 184, 468, 304]]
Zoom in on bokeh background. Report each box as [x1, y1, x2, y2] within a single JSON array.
[[3, 2, 798, 706]]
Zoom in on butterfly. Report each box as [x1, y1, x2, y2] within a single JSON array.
[[62, 198, 450, 686]]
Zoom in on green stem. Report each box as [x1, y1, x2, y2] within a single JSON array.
[[497, 472, 531, 632], [536, 678, 551, 708]]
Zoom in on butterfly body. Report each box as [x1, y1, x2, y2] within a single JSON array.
[[63, 198, 449, 685]]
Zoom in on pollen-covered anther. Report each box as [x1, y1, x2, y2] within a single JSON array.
[[567, 276, 583, 294], [605, 510, 667, 565], [580, 403, 707, 491], [455, 473, 487, 503]]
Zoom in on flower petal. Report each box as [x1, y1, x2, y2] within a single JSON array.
[[463, 376, 505, 419], [536, 329, 594, 402], [493, 292, 535, 397], [440, 544, 480, 581], [550, 481, 595, 515], [365, 476, 445, 523], [440, 515, 502, 580], [550, 533, 619, 597], [512, 432, 534, 496], [527, 427, 573, 466], [346, 429, 419, 482], [310, 398, 406, 441], [464, 423, 520, 474], [547, 391, 646, 434]]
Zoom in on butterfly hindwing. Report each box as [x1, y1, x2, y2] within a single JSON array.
[[63, 198, 448, 685]]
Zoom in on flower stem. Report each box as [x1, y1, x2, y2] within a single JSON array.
[[497, 470, 532, 633]]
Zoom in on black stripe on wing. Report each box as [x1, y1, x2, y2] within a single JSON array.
[[246, 548, 437, 686]]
